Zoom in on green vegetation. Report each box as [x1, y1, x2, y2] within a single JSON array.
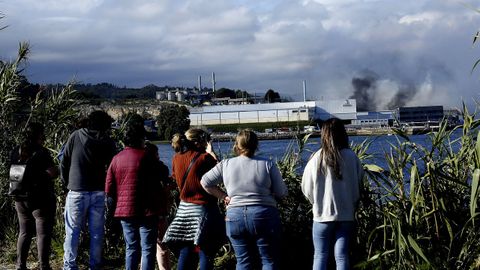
[[55, 83, 170, 101], [359, 110, 480, 269], [264, 88, 281, 103], [0, 42, 81, 265], [156, 103, 191, 140], [272, 112, 480, 269], [0, 40, 125, 268]]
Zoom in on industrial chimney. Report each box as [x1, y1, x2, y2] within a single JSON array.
[[198, 75, 202, 92], [303, 80, 307, 102], [212, 72, 216, 93]]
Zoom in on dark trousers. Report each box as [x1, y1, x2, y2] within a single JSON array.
[[15, 197, 56, 270]]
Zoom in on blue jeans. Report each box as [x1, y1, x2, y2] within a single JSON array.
[[177, 245, 213, 270], [63, 191, 106, 270], [312, 221, 355, 270], [226, 205, 281, 270], [120, 216, 159, 270]]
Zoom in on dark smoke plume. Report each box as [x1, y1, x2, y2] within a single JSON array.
[[349, 76, 377, 112], [386, 83, 416, 109]]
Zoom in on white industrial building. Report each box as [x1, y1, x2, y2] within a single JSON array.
[[189, 99, 357, 126]]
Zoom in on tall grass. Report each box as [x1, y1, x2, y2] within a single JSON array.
[[355, 107, 480, 269], [273, 111, 480, 270], [0, 42, 82, 265]]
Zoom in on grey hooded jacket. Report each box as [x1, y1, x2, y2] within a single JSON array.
[[60, 128, 116, 191]]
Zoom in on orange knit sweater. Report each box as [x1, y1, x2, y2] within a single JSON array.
[[171, 150, 217, 205]]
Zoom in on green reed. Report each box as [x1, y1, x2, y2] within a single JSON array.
[[355, 106, 480, 269]]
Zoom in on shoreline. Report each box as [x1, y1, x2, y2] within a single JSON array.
[[210, 126, 439, 141], [151, 126, 439, 144]]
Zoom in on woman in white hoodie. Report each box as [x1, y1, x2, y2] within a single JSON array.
[[301, 118, 364, 270]]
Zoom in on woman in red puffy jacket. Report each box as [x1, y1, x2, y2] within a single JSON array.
[[106, 117, 167, 270]]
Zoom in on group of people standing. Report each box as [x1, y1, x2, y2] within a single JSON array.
[[9, 109, 364, 270]]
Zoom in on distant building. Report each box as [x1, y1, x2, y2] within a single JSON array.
[[155, 91, 166, 100], [189, 99, 357, 126], [176, 91, 185, 102], [397, 106, 444, 126], [211, 97, 252, 105], [167, 91, 176, 101], [351, 111, 394, 127]]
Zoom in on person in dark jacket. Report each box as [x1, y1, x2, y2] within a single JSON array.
[[105, 119, 165, 270], [11, 122, 58, 270], [61, 110, 116, 270], [144, 142, 174, 270]]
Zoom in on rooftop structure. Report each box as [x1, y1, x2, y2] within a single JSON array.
[[189, 99, 357, 126]]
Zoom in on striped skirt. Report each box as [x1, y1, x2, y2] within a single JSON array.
[[163, 200, 226, 254], [163, 201, 205, 245]]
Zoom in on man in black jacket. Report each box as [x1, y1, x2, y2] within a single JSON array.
[[61, 110, 116, 270]]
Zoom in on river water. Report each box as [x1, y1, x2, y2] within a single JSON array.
[[156, 129, 462, 171]]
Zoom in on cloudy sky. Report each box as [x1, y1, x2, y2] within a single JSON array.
[[1, 0, 479, 109]]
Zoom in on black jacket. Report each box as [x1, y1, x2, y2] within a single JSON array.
[[10, 145, 55, 200]]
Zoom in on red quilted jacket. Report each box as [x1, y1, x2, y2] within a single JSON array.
[[105, 147, 164, 217]]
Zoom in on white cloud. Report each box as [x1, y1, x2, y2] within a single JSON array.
[[399, 11, 442, 25]]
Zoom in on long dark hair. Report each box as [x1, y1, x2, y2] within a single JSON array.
[[124, 118, 146, 148], [19, 122, 45, 162], [319, 118, 349, 179]]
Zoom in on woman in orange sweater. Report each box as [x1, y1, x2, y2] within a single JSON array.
[[163, 128, 224, 270]]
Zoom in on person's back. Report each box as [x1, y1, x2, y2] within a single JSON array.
[[62, 110, 116, 270], [208, 155, 287, 208], [301, 118, 364, 270], [171, 149, 217, 204], [302, 148, 362, 222], [10, 122, 58, 270], [163, 128, 223, 270], [61, 127, 116, 191], [106, 146, 164, 218], [201, 129, 288, 270], [106, 118, 162, 270]]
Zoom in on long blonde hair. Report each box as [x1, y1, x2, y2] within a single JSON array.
[[319, 118, 349, 179]]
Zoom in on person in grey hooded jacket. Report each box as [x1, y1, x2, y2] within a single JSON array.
[[61, 110, 116, 270]]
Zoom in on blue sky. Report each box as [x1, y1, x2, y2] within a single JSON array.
[[1, 0, 479, 109]]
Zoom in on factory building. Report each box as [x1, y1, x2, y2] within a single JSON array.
[[189, 99, 357, 126], [397, 106, 444, 126], [351, 111, 395, 127]]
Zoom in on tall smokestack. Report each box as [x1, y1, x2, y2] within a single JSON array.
[[198, 75, 202, 91], [303, 80, 307, 102], [212, 72, 216, 93]]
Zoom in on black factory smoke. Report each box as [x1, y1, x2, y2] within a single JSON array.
[[349, 74, 417, 111], [386, 83, 416, 110], [349, 76, 377, 112]]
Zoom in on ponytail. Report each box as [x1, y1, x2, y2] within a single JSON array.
[[171, 133, 188, 153]]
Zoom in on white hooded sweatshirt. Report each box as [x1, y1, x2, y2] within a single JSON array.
[[301, 148, 364, 222]]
